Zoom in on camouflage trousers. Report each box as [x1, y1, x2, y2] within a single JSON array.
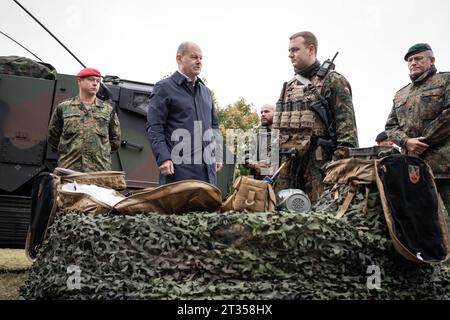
[[273, 150, 329, 204]]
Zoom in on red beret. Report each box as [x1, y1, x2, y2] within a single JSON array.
[[77, 67, 102, 78]]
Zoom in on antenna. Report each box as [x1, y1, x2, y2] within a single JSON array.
[[13, 0, 86, 68], [330, 51, 339, 63], [0, 29, 42, 61]]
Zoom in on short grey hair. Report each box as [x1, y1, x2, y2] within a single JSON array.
[[177, 41, 197, 55], [423, 50, 434, 58]]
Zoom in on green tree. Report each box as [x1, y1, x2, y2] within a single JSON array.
[[216, 97, 259, 139], [215, 98, 259, 177]]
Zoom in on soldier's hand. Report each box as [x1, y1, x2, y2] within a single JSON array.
[[159, 160, 174, 176], [333, 146, 350, 160], [215, 161, 223, 172], [257, 161, 272, 176], [406, 137, 429, 155]]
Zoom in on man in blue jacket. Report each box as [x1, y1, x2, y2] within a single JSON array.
[[146, 41, 223, 185]]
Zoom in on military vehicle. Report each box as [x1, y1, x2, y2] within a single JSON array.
[[0, 3, 234, 248]]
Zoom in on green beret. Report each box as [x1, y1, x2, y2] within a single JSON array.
[[375, 131, 388, 143], [404, 43, 432, 61]]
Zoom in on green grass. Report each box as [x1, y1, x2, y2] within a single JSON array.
[[0, 249, 32, 271], [0, 249, 32, 299], [0, 271, 29, 299]]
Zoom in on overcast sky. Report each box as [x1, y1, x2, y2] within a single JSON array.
[[1, 0, 449, 147]]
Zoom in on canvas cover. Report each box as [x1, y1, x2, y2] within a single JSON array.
[[375, 154, 450, 263], [20, 162, 450, 299], [21, 205, 450, 299]]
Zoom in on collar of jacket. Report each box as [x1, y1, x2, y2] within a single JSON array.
[[71, 96, 103, 108], [172, 70, 205, 86], [294, 60, 321, 79], [254, 124, 272, 131], [410, 65, 437, 84]]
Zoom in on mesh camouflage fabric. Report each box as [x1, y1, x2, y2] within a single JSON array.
[[20, 187, 450, 299], [0, 56, 56, 80]]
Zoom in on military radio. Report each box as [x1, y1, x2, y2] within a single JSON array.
[[316, 52, 339, 78]]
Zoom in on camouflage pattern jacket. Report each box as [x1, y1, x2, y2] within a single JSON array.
[[244, 125, 277, 179], [276, 70, 359, 160], [47, 96, 121, 172], [385, 68, 449, 178]]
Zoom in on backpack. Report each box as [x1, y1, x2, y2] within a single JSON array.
[[324, 155, 450, 263], [375, 154, 450, 263], [323, 158, 376, 219], [25, 169, 127, 260], [25, 172, 58, 260]]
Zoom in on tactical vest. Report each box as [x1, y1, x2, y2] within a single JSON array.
[[273, 73, 328, 157]]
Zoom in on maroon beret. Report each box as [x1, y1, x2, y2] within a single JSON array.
[[77, 67, 101, 78]]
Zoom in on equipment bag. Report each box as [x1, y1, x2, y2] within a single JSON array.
[[221, 176, 277, 212], [375, 154, 450, 263], [25, 172, 58, 260], [26, 169, 126, 260], [58, 180, 222, 215], [323, 158, 376, 219], [54, 167, 127, 190]]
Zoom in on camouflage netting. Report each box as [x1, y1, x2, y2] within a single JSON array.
[[0, 56, 56, 80], [20, 184, 450, 299]]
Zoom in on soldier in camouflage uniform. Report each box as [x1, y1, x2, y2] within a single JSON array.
[[47, 68, 121, 172], [246, 104, 277, 179], [273, 31, 359, 203], [385, 43, 449, 213]]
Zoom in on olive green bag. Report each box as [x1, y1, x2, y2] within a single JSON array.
[[221, 176, 277, 212]]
